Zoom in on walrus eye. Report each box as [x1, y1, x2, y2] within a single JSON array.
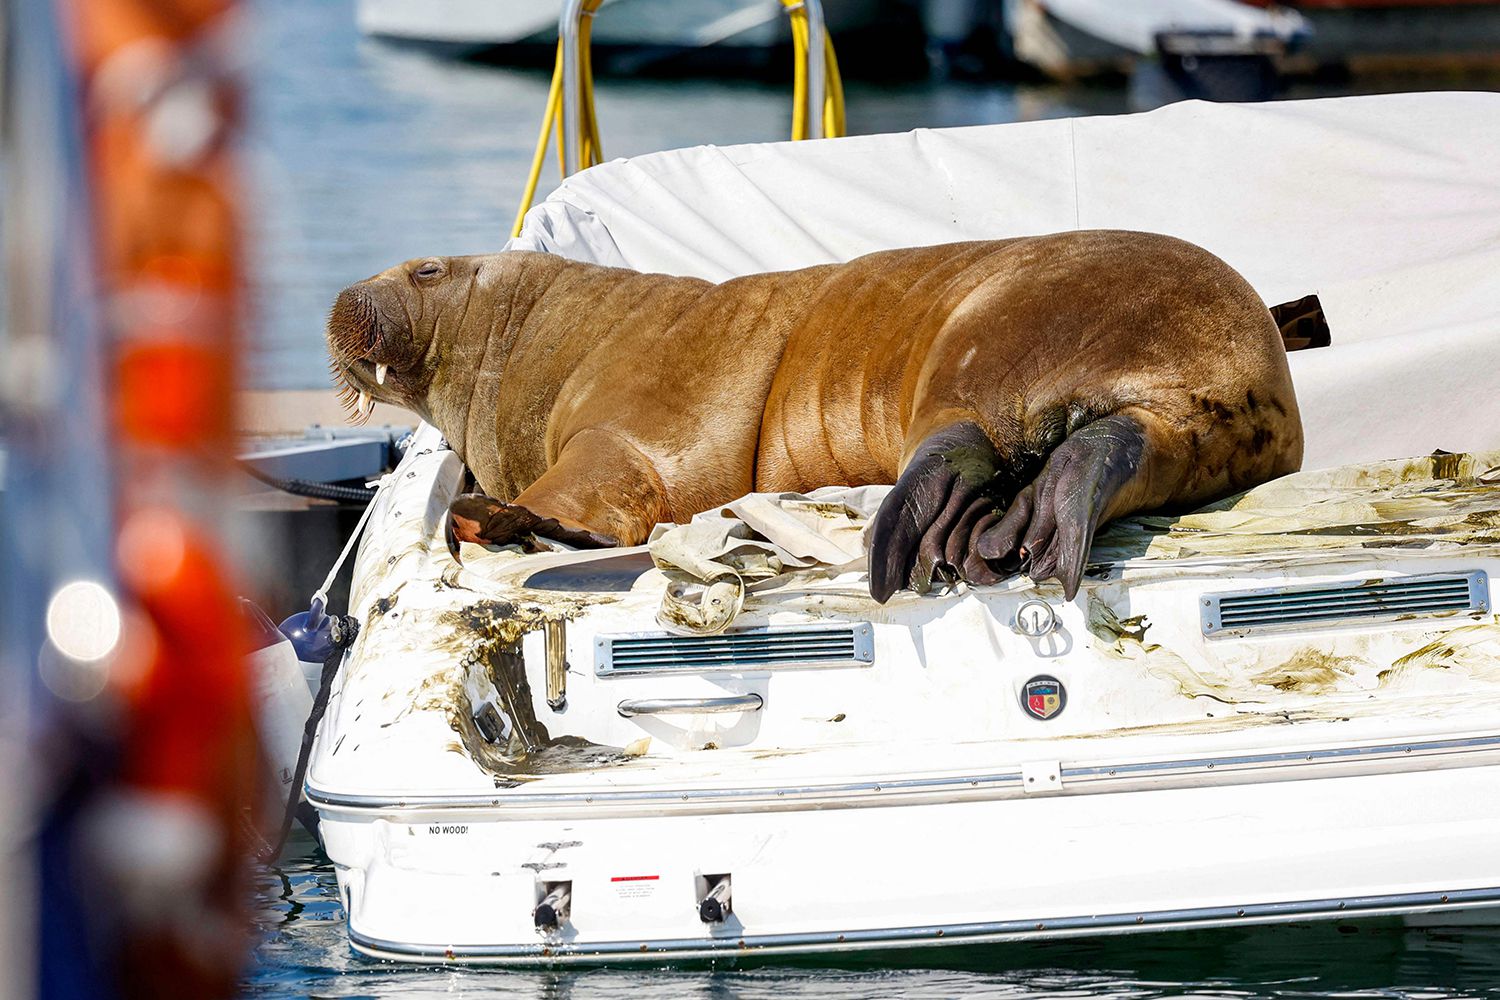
[[414, 260, 444, 281]]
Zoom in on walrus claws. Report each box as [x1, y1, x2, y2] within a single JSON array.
[[976, 414, 1147, 600], [868, 422, 1001, 603], [445, 493, 619, 562], [870, 414, 1148, 602]]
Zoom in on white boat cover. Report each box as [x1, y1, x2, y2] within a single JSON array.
[[512, 92, 1500, 473]]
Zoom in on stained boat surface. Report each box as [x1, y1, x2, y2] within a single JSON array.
[[308, 91, 1500, 963]]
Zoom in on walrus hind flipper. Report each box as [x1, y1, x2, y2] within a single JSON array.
[[974, 414, 1147, 600], [446, 493, 620, 562], [867, 422, 1004, 604], [869, 414, 1149, 603]]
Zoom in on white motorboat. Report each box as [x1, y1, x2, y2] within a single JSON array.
[[304, 91, 1500, 963]]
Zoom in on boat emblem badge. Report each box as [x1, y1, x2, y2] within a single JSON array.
[[1021, 675, 1066, 721]]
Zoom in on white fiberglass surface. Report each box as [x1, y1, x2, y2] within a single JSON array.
[[306, 432, 1500, 802]]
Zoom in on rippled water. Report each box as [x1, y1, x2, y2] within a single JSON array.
[[246, 831, 1500, 998]]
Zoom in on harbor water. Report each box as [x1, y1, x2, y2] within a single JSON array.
[[243, 0, 1500, 994]]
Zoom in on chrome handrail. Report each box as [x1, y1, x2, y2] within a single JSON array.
[[559, 0, 587, 176], [803, 0, 826, 139], [617, 693, 764, 717]]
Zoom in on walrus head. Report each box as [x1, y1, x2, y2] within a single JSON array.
[[326, 255, 474, 423]]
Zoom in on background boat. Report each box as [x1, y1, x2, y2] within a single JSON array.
[[1288, 0, 1500, 72], [1006, 0, 1500, 103], [355, 0, 928, 76]]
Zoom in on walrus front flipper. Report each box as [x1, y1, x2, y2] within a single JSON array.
[[975, 413, 1148, 600], [868, 421, 1001, 603], [447, 493, 619, 561]]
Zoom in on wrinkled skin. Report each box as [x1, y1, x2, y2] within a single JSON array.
[[327, 232, 1303, 602]]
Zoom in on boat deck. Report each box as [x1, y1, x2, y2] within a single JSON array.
[[306, 431, 1500, 808]]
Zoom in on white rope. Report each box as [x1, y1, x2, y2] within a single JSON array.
[[310, 472, 392, 610]]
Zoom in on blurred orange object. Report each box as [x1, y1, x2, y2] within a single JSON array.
[[62, 0, 258, 995]]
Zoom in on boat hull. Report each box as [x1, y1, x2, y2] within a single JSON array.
[[315, 744, 1500, 963]]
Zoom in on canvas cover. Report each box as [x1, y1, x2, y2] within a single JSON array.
[[512, 92, 1500, 472], [648, 450, 1500, 576]]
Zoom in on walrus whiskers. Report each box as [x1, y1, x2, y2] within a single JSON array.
[[329, 360, 371, 426], [327, 286, 387, 425], [327, 286, 379, 360]]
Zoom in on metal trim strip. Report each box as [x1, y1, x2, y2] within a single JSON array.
[[1064, 733, 1500, 781], [308, 766, 1026, 810], [306, 733, 1500, 812], [347, 885, 1500, 964]]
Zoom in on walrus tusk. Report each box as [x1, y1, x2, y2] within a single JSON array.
[[376, 363, 388, 385], [358, 390, 372, 416]]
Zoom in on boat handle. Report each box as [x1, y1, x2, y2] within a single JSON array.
[[617, 694, 764, 718]]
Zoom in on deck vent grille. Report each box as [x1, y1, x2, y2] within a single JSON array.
[[596, 623, 874, 676], [1202, 571, 1488, 637]]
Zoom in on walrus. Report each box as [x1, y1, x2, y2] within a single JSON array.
[[326, 231, 1303, 602]]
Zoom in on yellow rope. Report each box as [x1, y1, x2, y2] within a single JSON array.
[[784, 1, 808, 139], [823, 32, 845, 138], [512, 0, 843, 237], [511, 41, 564, 238], [513, 1, 606, 238]]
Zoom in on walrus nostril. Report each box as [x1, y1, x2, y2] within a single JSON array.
[[327, 286, 380, 360]]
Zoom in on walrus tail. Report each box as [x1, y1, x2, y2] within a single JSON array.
[[867, 415, 1149, 603]]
